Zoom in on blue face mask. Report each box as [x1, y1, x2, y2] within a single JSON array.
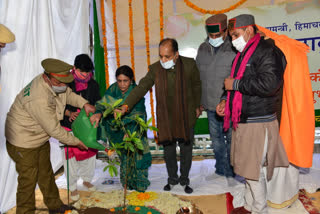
[[209, 36, 224, 47], [160, 59, 175, 69]]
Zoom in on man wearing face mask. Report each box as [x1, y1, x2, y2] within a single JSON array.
[[196, 14, 237, 184], [114, 38, 201, 194], [5, 58, 96, 213], [216, 15, 289, 214]]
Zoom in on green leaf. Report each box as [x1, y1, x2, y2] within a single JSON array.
[[103, 165, 110, 172], [109, 167, 114, 177], [136, 142, 144, 151], [147, 117, 153, 125], [132, 137, 141, 144], [100, 102, 112, 108], [131, 131, 137, 138], [110, 165, 118, 177], [128, 143, 135, 152], [112, 99, 123, 108], [103, 108, 113, 118], [149, 126, 158, 131]]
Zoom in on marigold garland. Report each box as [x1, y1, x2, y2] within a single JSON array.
[[128, 0, 135, 74], [100, 0, 109, 88], [184, 0, 247, 14], [159, 0, 164, 40], [143, 0, 157, 141], [112, 0, 120, 67]]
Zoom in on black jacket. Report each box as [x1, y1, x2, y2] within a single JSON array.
[[60, 79, 101, 128], [230, 37, 287, 123]]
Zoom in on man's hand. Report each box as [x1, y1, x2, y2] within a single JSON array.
[[196, 107, 202, 118], [113, 105, 127, 119], [224, 77, 235, 91], [83, 103, 96, 116], [216, 100, 226, 117], [68, 111, 80, 122], [90, 113, 102, 128], [77, 141, 88, 150], [199, 105, 205, 112]]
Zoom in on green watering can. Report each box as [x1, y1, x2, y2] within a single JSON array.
[[71, 109, 106, 151]]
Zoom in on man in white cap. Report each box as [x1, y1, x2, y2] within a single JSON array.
[[5, 58, 96, 213]]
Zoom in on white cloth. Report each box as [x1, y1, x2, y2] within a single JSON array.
[[244, 129, 299, 214], [0, 0, 89, 212], [62, 151, 96, 192]]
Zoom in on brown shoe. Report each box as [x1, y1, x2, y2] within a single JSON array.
[[231, 206, 251, 214]]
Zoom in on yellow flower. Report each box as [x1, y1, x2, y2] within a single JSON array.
[[127, 191, 158, 206]]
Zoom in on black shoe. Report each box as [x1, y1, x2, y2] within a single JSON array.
[[184, 185, 193, 194], [49, 204, 75, 214], [163, 183, 173, 191]]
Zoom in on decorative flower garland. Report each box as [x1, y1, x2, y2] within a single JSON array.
[[159, 0, 164, 40], [112, 0, 120, 67], [183, 0, 247, 14], [143, 0, 157, 141], [100, 0, 109, 88], [128, 0, 135, 74]]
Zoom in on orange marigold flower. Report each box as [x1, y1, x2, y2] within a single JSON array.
[[183, 0, 247, 14], [135, 207, 141, 211], [110, 208, 115, 212]]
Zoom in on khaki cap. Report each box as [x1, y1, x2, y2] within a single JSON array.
[[41, 58, 74, 83], [0, 24, 15, 43]]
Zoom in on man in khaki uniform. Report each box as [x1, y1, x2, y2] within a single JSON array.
[[5, 58, 95, 214]]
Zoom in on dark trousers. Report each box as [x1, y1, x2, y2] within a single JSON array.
[[6, 141, 63, 214], [163, 130, 194, 186]]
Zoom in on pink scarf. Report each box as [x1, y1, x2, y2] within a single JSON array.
[[71, 69, 93, 92], [223, 33, 261, 131]]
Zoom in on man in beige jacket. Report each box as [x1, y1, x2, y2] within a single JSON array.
[[5, 58, 95, 214]]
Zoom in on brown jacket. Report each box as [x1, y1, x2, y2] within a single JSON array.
[[5, 74, 88, 148]]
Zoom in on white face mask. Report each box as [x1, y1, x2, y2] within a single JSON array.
[[160, 59, 175, 69], [52, 85, 67, 93], [232, 30, 248, 52], [209, 36, 224, 47], [47, 75, 67, 93]]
